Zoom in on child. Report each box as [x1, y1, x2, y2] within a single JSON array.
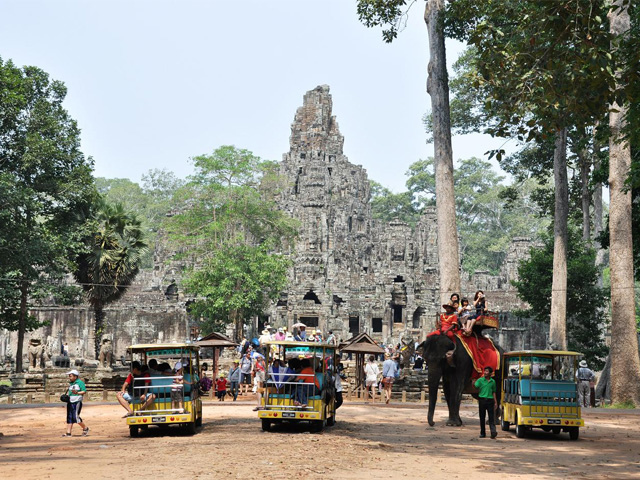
[[460, 298, 474, 335], [171, 364, 184, 413], [216, 374, 229, 401]]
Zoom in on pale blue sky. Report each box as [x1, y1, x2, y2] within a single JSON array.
[[1, 0, 513, 192]]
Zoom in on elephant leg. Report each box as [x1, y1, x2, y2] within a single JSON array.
[[427, 366, 442, 427], [446, 374, 466, 426], [442, 374, 451, 410]]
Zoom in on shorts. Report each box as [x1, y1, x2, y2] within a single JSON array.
[[241, 373, 252, 384], [121, 392, 133, 403], [171, 390, 182, 402], [216, 390, 226, 399], [365, 379, 377, 387], [382, 377, 394, 386], [255, 370, 266, 383], [66, 401, 83, 424]]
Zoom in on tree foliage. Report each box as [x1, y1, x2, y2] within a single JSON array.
[[73, 199, 147, 358], [0, 57, 96, 371], [513, 224, 609, 368], [96, 169, 184, 267], [166, 146, 297, 337]]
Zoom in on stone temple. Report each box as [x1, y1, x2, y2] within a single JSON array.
[[0, 85, 547, 370]]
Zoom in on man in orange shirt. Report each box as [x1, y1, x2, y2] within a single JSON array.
[[294, 359, 320, 407]]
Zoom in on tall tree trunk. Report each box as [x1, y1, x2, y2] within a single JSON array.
[[425, 0, 460, 304], [549, 128, 568, 350], [608, 0, 640, 407], [94, 304, 105, 360], [593, 156, 605, 287], [578, 147, 591, 241], [15, 280, 29, 373]]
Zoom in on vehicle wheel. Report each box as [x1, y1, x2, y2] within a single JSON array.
[[311, 420, 324, 433], [501, 418, 510, 431], [129, 426, 139, 438], [184, 422, 196, 435], [327, 414, 336, 427], [515, 415, 526, 439], [552, 427, 561, 435], [195, 415, 202, 427], [541, 426, 551, 432], [261, 419, 272, 432], [569, 427, 579, 440]]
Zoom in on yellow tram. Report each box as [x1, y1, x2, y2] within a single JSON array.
[[501, 350, 584, 440]]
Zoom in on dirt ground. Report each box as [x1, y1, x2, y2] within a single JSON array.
[[1, 400, 639, 480]]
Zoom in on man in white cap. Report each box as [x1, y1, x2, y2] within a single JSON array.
[[576, 360, 596, 407], [62, 370, 89, 437]]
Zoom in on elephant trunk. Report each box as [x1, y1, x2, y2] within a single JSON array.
[[427, 365, 441, 427]]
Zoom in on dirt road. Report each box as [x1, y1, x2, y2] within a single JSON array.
[[1, 401, 638, 479]]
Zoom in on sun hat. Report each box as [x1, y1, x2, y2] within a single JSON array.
[[442, 301, 457, 310], [579, 360, 588, 368], [174, 361, 183, 371], [66, 369, 80, 376]]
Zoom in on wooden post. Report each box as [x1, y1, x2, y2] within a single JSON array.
[[402, 390, 407, 403], [102, 390, 108, 401], [420, 390, 426, 404], [26, 394, 32, 404], [8, 395, 13, 404], [45, 393, 50, 403]]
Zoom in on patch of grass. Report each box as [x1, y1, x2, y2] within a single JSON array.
[[0, 380, 11, 387], [603, 401, 636, 409]]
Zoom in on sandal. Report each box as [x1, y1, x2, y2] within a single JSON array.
[[122, 412, 133, 418], [61, 433, 71, 437], [82, 427, 90, 436]]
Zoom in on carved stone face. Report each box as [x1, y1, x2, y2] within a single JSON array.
[[102, 338, 112, 345], [29, 338, 42, 346]]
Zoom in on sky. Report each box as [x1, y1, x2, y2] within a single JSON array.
[[0, 0, 516, 192]]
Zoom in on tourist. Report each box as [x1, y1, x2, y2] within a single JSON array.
[[335, 363, 346, 410], [259, 329, 272, 346], [460, 297, 475, 335], [62, 369, 89, 437], [274, 328, 286, 341], [326, 330, 337, 346], [171, 363, 184, 412], [450, 292, 461, 310], [215, 374, 228, 401], [576, 360, 596, 407], [252, 355, 266, 411], [228, 359, 241, 401], [270, 359, 287, 390], [294, 358, 319, 407], [413, 354, 425, 370], [382, 353, 399, 404], [116, 360, 153, 417], [364, 355, 380, 403], [148, 358, 162, 376], [474, 366, 497, 439], [240, 351, 252, 396], [473, 290, 488, 318], [292, 327, 302, 341], [199, 362, 213, 395], [299, 326, 307, 341]]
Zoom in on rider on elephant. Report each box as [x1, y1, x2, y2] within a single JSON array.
[[428, 302, 459, 340]]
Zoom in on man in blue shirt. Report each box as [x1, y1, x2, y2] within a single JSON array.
[[382, 354, 399, 404], [474, 366, 498, 438]]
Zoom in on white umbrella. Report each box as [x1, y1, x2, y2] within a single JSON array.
[[292, 322, 306, 328]]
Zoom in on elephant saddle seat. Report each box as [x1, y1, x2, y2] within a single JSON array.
[[455, 332, 500, 379], [474, 311, 499, 330]]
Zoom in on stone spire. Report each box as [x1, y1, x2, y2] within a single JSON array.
[[289, 85, 344, 156]]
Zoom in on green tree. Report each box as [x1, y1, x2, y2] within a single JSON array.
[[73, 199, 147, 358], [0, 58, 96, 372], [405, 157, 548, 274], [166, 146, 297, 338], [513, 224, 609, 369], [96, 169, 184, 268], [369, 181, 419, 225]]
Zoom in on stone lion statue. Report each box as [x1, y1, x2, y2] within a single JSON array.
[[98, 336, 113, 368], [28, 337, 45, 369]]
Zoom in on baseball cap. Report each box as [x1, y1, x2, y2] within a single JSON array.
[[66, 369, 80, 376]]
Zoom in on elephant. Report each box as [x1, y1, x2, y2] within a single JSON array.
[[418, 331, 504, 427]]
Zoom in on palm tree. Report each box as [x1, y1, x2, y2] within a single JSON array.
[[73, 199, 147, 359]]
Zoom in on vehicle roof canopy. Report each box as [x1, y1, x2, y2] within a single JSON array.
[[127, 343, 200, 353], [504, 350, 581, 357]]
